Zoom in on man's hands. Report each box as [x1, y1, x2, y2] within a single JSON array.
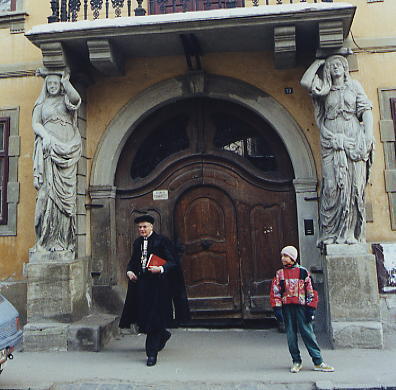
[[126, 267, 163, 280], [127, 271, 137, 281]]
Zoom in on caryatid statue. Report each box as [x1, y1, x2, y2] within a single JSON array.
[[300, 55, 374, 247], [32, 70, 82, 253]]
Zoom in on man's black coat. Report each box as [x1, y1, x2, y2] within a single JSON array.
[[119, 232, 190, 333]]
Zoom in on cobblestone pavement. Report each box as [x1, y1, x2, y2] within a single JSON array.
[[0, 329, 395, 390]]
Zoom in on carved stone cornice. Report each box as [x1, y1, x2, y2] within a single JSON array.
[[319, 20, 344, 49], [89, 185, 117, 199], [40, 41, 68, 70], [274, 25, 296, 69], [26, 4, 356, 74], [87, 39, 124, 76], [293, 178, 317, 194]]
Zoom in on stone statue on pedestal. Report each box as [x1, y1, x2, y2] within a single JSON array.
[[301, 55, 374, 247], [32, 70, 82, 253]]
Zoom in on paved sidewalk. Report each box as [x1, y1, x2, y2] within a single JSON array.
[[0, 328, 395, 390]]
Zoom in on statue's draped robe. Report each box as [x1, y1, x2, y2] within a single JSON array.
[[33, 94, 81, 251], [311, 77, 373, 244]]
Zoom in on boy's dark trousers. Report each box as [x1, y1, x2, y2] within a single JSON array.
[[282, 304, 322, 365]]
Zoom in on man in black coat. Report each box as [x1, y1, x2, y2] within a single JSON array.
[[119, 214, 189, 366]]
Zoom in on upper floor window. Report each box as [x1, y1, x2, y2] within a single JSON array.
[[0, 117, 10, 225], [0, 0, 16, 12], [0, 0, 25, 33], [149, 0, 244, 15]]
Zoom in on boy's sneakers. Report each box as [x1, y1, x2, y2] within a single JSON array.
[[313, 362, 335, 372], [290, 362, 302, 373]]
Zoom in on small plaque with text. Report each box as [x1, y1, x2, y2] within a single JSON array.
[[153, 190, 169, 200]]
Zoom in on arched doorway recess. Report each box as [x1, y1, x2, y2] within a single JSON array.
[[89, 74, 320, 318], [115, 97, 299, 319]]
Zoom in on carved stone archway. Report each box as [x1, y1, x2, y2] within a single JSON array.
[[89, 73, 319, 300]]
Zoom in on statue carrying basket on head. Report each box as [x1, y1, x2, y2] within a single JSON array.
[[301, 55, 374, 246], [32, 70, 82, 252]]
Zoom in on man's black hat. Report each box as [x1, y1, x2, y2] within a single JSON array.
[[134, 214, 154, 224]]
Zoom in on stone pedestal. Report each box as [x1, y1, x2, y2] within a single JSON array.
[[23, 252, 92, 351], [323, 244, 384, 349], [23, 314, 119, 352], [28, 249, 75, 264], [26, 253, 89, 323]]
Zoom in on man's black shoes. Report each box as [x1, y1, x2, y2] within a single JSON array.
[[146, 331, 170, 366], [147, 356, 157, 366], [158, 331, 171, 352]]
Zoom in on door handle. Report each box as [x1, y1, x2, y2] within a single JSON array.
[[175, 240, 185, 255], [201, 239, 213, 250]]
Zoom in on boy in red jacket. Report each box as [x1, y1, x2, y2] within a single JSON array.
[[270, 245, 334, 373]]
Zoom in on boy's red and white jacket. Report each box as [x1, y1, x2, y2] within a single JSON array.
[[270, 265, 318, 308]]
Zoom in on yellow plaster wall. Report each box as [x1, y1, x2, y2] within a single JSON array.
[[1, 0, 396, 282], [354, 51, 396, 242], [0, 76, 43, 280], [335, 0, 396, 39], [0, 2, 59, 281], [0, 0, 47, 66]]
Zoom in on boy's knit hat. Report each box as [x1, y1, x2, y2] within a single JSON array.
[[281, 246, 298, 262]]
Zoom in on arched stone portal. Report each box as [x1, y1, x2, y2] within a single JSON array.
[[89, 73, 320, 313]]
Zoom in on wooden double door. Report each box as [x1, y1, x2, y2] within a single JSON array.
[[115, 98, 299, 320], [174, 178, 298, 319]]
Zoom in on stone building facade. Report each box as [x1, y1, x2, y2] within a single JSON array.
[[0, 0, 395, 350]]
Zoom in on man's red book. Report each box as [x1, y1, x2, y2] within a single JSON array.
[[146, 253, 167, 268]]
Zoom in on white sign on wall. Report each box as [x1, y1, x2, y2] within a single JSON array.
[[153, 190, 169, 200]]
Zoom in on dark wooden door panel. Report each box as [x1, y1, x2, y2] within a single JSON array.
[[175, 186, 241, 317], [250, 204, 283, 280], [249, 203, 284, 314], [239, 191, 298, 317]]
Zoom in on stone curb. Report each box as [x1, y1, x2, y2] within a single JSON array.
[[50, 383, 313, 390], [2, 382, 396, 390], [315, 381, 396, 390]]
